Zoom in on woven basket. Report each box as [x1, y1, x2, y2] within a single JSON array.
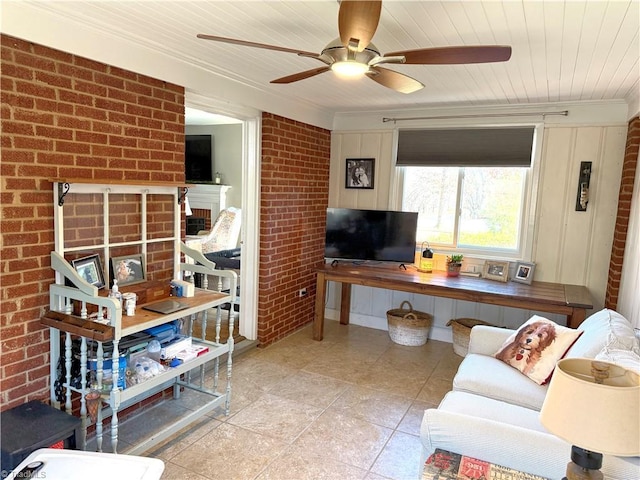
[[386, 301, 433, 346], [446, 318, 495, 357]]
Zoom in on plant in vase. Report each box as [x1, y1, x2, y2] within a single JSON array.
[[446, 254, 464, 277]]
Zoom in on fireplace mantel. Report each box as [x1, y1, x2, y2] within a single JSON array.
[[187, 184, 232, 223]]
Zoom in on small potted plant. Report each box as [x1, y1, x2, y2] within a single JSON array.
[[446, 254, 464, 277]]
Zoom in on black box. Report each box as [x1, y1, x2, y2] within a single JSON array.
[[1, 400, 81, 472]]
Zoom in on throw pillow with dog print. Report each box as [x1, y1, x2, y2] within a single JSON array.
[[494, 316, 583, 384]]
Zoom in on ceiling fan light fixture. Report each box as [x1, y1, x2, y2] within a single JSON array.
[[331, 60, 369, 77]]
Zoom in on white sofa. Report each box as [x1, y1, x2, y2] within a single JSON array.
[[420, 309, 640, 479]]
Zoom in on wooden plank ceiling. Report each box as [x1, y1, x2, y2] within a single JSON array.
[[10, 1, 640, 116]]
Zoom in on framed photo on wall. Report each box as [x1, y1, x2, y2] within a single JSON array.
[[513, 261, 536, 285], [71, 254, 106, 289], [110, 254, 146, 286], [483, 260, 510, 282], [345, 158, 375, 189]]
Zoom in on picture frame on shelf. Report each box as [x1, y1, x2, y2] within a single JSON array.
[[71, 254, 106, 289], [513, 261, 536, 285], [110, 254, 146, 286], [483, 260, 510, 283], [345, 158, 375, 189]]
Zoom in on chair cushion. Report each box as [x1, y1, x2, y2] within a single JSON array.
[[493, 316, 582, 385], [421, 391, 569, 479], [421, 391, 640, 480], [566, 308, 639, 359], [453, 353, 547, 410], [436, 391, 546, 432]]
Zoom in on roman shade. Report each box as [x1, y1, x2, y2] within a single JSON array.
[[396, 127, 535, 167]]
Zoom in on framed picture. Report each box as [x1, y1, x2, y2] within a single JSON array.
[[483, 260, 510, 283], [513, 261, 536, 285], [110, 254, 146, 286], [71, 254, 106, 289], [345, 158, 375, 189]]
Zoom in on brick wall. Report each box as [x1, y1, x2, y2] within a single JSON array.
[[0, 34, 185, 410], [259, 113, 331, 346], [605, 116, 639, 309]]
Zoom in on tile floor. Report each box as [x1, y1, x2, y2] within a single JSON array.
[[111, 320, 463, 480]]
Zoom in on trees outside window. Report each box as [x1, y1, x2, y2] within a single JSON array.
[[402, 166, 527, 252]]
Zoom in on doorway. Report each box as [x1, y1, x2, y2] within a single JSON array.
[[184, 100, 260, 342]]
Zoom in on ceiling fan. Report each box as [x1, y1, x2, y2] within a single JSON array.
[[197, 0, 511, 94]]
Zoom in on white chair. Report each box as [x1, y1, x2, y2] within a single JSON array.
[[197, 207, 241, 254]]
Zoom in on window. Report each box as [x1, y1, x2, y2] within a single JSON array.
[[396, 126, 537, 256], [402, 166, 528, 252]]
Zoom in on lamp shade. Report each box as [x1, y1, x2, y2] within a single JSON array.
[[184, 196, 193, 216], [540, 358, 640, 456]]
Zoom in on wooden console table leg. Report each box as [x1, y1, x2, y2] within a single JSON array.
[[313, 271, 327, 341], [340, 283, 351, 325], [567, 308, 587, 329]]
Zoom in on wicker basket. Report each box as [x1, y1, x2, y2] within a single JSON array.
[[446, 318, 495, 357], [386, 301, 433, 346]]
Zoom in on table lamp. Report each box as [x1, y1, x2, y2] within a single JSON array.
[[418, 242, 434, 273], [539, 358, 640, 480]]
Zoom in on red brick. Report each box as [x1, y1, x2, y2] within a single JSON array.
[[34, 71, 72, 89], [13, 109, 54, 125], [35, 125, 74, 140], [14, 52, 56, 72], [75, 105, 108, 120], [36, 99, 75, 115], [606, 116, 639, 310], [2, 121, 35, 135], [57, 63, 94, 81], [258, 112, 330, 346], [74, 79, 107, 97], [14, 136, 52, 150]]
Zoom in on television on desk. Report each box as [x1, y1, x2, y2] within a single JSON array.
[[324, 208, 418, 264]]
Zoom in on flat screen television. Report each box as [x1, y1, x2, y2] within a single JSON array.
[[324, 208, 418, 263], [185, 135, 213, 183]]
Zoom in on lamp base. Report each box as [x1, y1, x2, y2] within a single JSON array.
[[564, 446, 603, 480]]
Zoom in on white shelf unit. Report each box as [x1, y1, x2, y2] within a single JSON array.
[[46, 181, 237, 455]]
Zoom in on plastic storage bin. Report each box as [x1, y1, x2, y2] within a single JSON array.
[[1, 401, 81, 471]]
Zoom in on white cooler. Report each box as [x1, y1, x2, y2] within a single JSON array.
[[8, 448, 164, 480]]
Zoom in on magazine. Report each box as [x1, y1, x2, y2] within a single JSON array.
[[423, 449, 550, 480]]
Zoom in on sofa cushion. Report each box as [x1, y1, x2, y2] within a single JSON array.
[[566, 308, 639, 359], [595, 348, 640, 374], [453, 353, 547, 410], [493, 316, 582, 385]]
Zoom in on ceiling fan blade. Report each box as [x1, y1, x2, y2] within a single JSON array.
[[338, 0, 382, 52], [197, 34, 318, 57], [367, 67, 424, 94], [270, 66, 331, 84], [386, 46, 512, 65]]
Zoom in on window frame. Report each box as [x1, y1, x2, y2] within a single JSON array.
[[390, 123, 544, 261]]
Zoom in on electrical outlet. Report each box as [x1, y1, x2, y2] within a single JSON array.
[[298, 288, 308, 298]]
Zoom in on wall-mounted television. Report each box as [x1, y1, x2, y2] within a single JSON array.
[[185, 134, 213, 183], [324, 208, 418, 264]]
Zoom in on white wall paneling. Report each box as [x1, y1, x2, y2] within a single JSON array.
[[329, 131, 394, 209], [327, 112, 627, 337], [533, 125, 626, 311]]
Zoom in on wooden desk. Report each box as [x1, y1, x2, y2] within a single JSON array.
[[313, 263, 593, 341]]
